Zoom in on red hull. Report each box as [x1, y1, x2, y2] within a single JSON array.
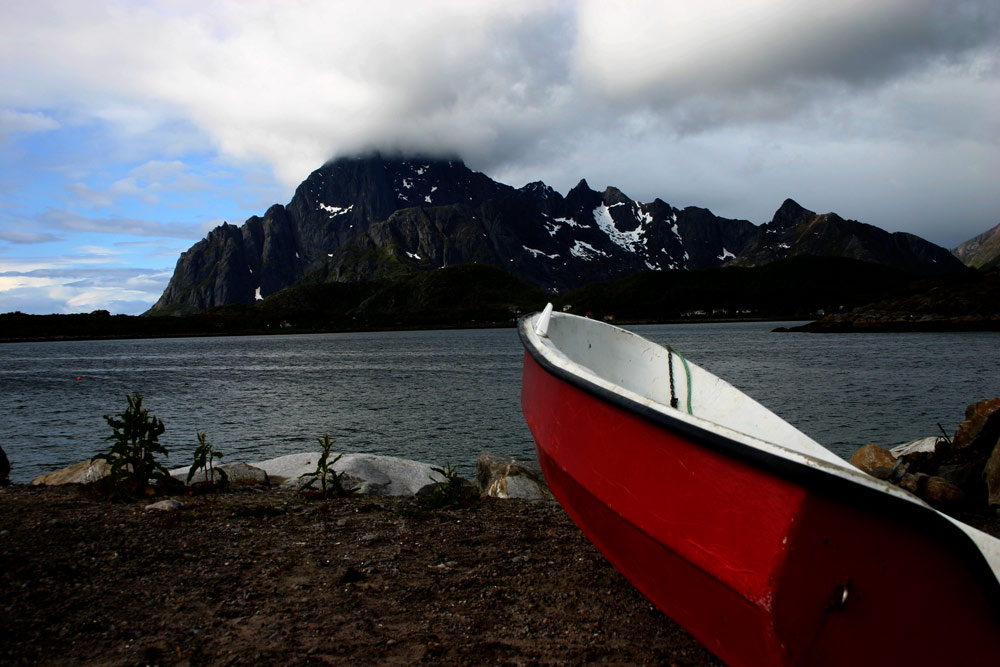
[[521, 351, 1000, 665]]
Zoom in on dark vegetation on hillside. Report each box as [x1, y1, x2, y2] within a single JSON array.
[[2, 259, 994, 343], [556, 256, 919, 321], [785, 267, 1000, 332]]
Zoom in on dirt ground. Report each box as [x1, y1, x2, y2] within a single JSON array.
[[0, 484, 722, 666]]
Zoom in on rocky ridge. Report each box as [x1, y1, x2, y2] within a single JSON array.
[[149, 154, 963, 315], [731, 199, 962, 274], [29, 451, 553, 503], [953, 221, 1000, 271]]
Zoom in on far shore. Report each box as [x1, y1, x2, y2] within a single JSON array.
[[0, 311, 816, 345]]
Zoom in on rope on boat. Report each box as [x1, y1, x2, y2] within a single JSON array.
[[666, 346, 693, 415]]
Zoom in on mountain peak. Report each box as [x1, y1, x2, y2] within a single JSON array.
[[602, 186, 632, 206], [770, 198, 815, 228]]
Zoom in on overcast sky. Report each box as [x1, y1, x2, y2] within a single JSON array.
[[1, 0, 997, 314]]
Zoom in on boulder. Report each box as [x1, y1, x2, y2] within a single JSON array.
[[255, 452, 446, 496], [935, 460, 987, 499], [981, 438, 1000, 509], [889, 437, 949, 477], [251, 452, 320, 485], [335, 454, 447, 496], [31, 458, 111, 486], [951, 398, 1000, 454], [170, 462, 270, 487], [899, 473, 970, 511], [0, 444, 9, 486], [849, 444, 896, 477], [890, 437, 942, 459], [476, 452, 553, 501]]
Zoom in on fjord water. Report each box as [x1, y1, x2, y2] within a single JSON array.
[[1, 323, 997, 484]]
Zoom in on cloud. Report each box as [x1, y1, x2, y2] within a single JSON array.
[[0, 109, 59, 140], [0, 229, 59, 244], [3, 1, 996, 183], [1, 0, 998, 267], [575, 1, 998, 102], [66, 159, 220, 209], [25, 208, 202, 239], [0, 266, 171, 315]]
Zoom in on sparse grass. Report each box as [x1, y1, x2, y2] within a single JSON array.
[[90, 393, 178, 501], [187, 432, 229, 492], [417, 462, 479, 510], [298, 434, 355, 499]]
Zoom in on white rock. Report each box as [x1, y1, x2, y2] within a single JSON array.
[[341, 453, 446, 495], [255, 452, 445, 496], [251, 452, 322, 484], [891, 437, 942, 458], [145, 498, 183, 512], [170, 461, 269, 486]]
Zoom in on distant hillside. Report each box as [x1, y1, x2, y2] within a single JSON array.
[[784, 269, 1000, 332], [953, 222, 1000, 271], [259, 263, 549, 329], [554, 256, 921, 322], [148, 154, 963, 315]]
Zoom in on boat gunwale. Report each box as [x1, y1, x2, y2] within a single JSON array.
[[518, 311, 1000, 613]]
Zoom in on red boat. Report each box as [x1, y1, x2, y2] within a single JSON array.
[[519, 304, 1000, 666]]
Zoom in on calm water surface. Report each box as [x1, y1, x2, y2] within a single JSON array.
[[1, 323, 997, 483]]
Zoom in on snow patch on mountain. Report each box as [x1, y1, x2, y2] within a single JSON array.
[[553, 216, 587, 229], [524, 246, 559, 259], [594, 204, 644, 254], [319, 203, 354, 218], [570, 240, 609, 260], [636, 204, 654, 225]]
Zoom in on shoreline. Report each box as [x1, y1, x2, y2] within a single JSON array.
[[4, 311, 996, 345], [0, 315, 810, 346]]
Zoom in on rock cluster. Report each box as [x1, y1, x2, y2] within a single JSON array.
[[28, 450, 553, 502], [850, 398, 1000, 515]]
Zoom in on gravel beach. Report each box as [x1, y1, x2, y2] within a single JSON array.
[[0, 484, 721, 665]]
